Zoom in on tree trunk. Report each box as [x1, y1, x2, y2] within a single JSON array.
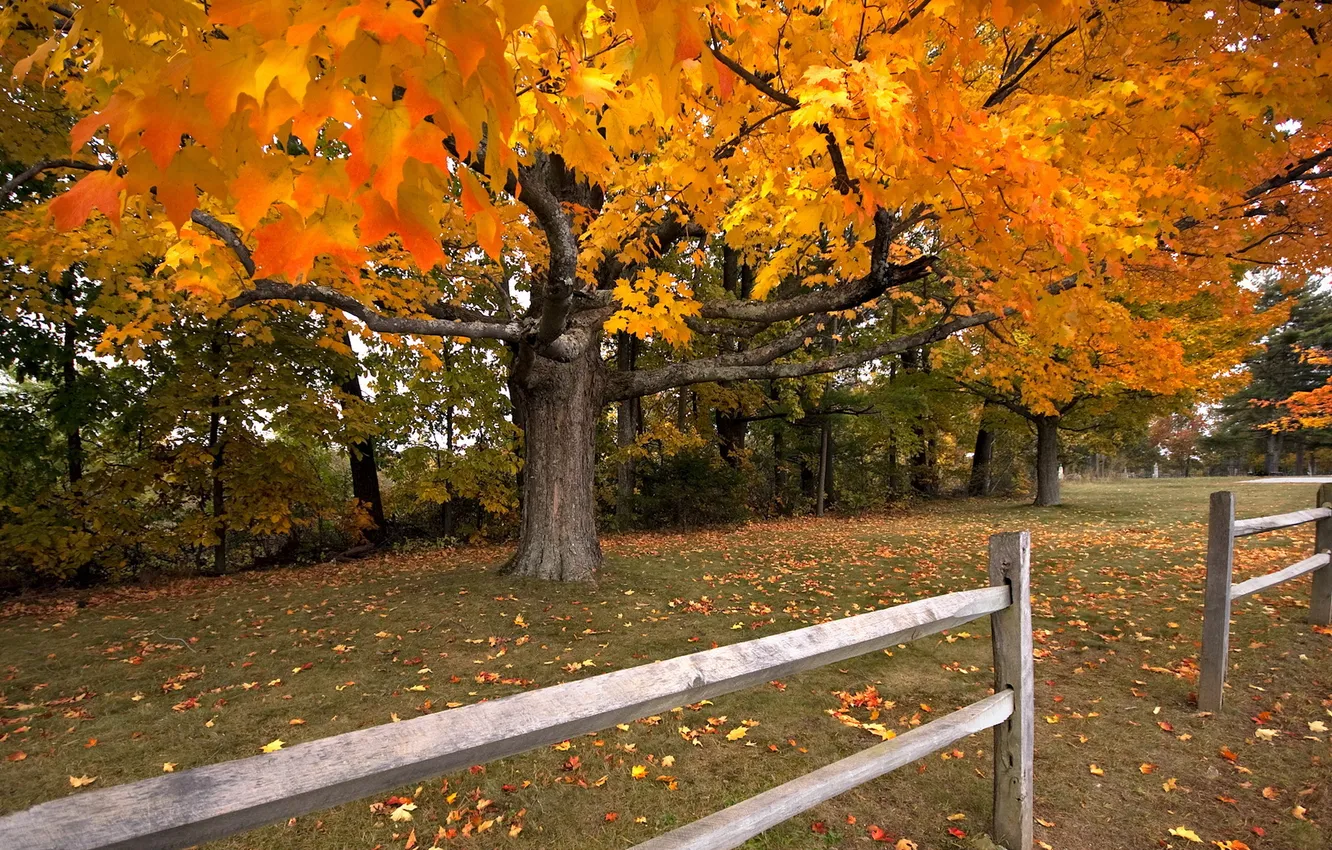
[[1264, 433, 1279, 475], [208, 400, 227, 575], [501, 344, 603, 581], [969, 423, 994, 497], [615, 333, 639, 521], [815, 417, 830, 516], [1033, 415, 1061, 507], [340, 337, 386, 542], [772, 426, 787, 510], [910, 433, 938, 497], [1295, 439, 1307, 476], [716, 411, 747, 467], [58, 273, 83, 485]]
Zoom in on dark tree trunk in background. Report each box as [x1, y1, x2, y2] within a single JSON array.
[[716, 411, 747, 467], [57, 273, 83, 485], [207, 391, 227, 575], [501, 342, 603, 581], [772, 427, 787, 509], [969, 424, 994, 497], [1265, 433, 1279, 475], [205, 330, 229, 574], [1033, 415, 1061, 507], [62, 312, 83, 485], [440, 405, 456, 537], [910, 434, 937, 497], [339, 338, 386, 542], [615, 333, 640, 521], [1295, 440, 1307, 476], [815, 417, 831, 516]]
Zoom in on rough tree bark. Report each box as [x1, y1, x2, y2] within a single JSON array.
[[1265, 433, 1279, 475], [501, 340, 604, 581], [1033, 415, 1061, 507]]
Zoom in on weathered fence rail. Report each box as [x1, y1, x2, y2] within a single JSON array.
[[1199, 485, 1332, 712], [0, 532, 1035, 850]]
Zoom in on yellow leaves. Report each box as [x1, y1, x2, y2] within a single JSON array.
[[725, 726, 747, 741], [68, 775, 97, 787], [1168, 826, 1202, 843], [1088, 764, 1105, 776], [1162, 777, 1178, 792], [630, 765, 648, 779], [391, 802, 418, 822], [162, 763, 177, 772], [260, 739, 285, 753], [604, 270, 700, 348]]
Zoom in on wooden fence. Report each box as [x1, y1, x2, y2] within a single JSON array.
[[1199, 485, 1332, 712], [0, 532, 1034, 850]]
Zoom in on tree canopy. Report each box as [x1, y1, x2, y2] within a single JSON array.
[[3, 0, 1331, 579]]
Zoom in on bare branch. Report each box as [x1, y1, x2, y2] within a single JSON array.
[[607, 307, 1008, 401], [2, 159, 110, 199], [230, 280, 524, 343]]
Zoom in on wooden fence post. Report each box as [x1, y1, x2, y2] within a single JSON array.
[[989, 531, 1033, 850], [1199, 491, 1236, 713], [1311, 483, 1332, 626]]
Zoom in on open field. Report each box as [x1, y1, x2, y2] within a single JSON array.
[[2, 478, 1330, 850]]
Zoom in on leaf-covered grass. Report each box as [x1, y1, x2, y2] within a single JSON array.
[[2, 478, 1329, 849]]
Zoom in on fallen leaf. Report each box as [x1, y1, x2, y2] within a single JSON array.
[[68, 775, 97, 787], [261, 739, 285, 753], [726, 726, 747, 741], [163, 762, 176, 772], [1089, 764, 1105, 776], [390, 803, 417, 822], [1169, 826, 1202, 842]]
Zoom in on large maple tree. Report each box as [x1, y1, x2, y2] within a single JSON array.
[[2, 0, 1329, 579]]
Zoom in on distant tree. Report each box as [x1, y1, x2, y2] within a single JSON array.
[[1213, 277, 1332, 474]]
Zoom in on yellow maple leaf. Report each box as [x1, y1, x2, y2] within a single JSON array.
[[68, 775, 97, 787], [726, 726, 747, 741], [631, 765, 647, 779], [1168, 826, 1202, 842], [391, 803, 417, 822], [260, 739, 285, 753]]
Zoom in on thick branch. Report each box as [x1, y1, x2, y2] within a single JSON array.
[[515, 155, 579, 345], [231, 281, 523, 342], [190, 210, 256, 276], [1243, 146, 1332, 200], [983, 23, 1083, 108], [700, 253, 936, 323], [607, 307, 1007, 401]]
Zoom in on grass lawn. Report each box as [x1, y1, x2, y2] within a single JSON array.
[[2, 478, 1330, 850]]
